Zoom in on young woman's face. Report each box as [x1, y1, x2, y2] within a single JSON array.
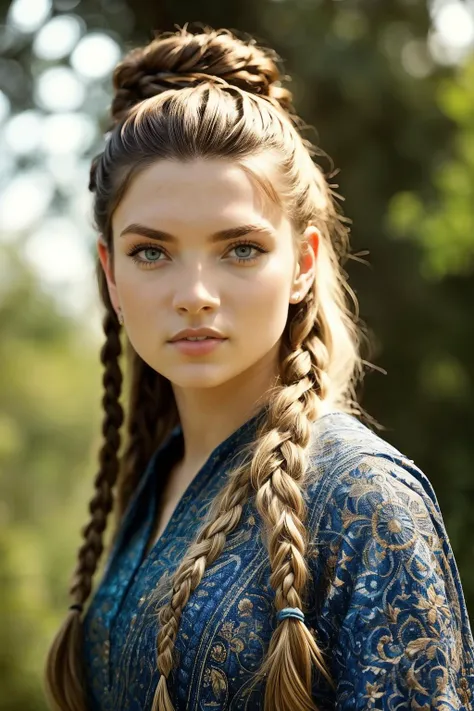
[[99, 158, 317, 390]]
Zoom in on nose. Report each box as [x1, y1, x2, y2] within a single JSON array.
[[172, 280, 220, 314]]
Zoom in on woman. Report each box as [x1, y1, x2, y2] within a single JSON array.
[[44, 26, 474, 711]]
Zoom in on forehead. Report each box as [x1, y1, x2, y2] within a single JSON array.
[[112, 157, 285, 235]]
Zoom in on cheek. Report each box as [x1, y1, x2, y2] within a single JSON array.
[[115, 262, 163, 313], [238, 267, 291, 333]]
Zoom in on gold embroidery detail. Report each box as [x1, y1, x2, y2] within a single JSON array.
[[364, 681, 384, 702], [385, 603, 401, 624], [458, 677, 472, 706], [207, 667, 227, 698], [219, 621, 235, 641], [406, 666, 428, 693], [210, 643, 227, 663], [230, 637, 245, 654], [238, 597, 253, 616], [388, 518, 402, 533]]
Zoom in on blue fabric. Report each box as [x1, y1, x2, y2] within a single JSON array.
[[82, 409, 474, 710]]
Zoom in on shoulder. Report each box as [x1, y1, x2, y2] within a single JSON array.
[[302, 415, 474, 703], [304, 411, 444, 553], [302, 413, 473, 642]]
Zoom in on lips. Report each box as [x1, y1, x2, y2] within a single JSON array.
[[169, 330, 226, 342], [170, 336, 227, 355]]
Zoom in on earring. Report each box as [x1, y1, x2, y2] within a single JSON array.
[[117, 308, 124, 325], [293, 292, 300, 302]]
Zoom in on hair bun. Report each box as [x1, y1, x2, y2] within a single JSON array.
[[110, 26, 294, 125]]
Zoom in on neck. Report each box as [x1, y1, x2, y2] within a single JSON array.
[[171, 346, 280, 468]]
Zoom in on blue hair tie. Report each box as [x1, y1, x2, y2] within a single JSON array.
[[276, 607, 305, 623]]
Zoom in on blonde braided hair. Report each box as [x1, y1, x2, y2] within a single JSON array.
[[154, 287, 336, 711], [45, 25, 374, 711]]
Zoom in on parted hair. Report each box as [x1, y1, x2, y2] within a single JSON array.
[[45, 25, 375, 711]]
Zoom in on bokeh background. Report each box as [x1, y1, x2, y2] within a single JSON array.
[[0, 0, 473, 708]]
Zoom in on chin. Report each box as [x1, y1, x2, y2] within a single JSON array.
[[159, 364, 237, 388]]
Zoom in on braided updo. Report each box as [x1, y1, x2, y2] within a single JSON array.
[[110, 27, 295, 124], [45, 24, 369, 711]]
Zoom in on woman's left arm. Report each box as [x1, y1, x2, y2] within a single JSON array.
[[312, 454, 474, 710]]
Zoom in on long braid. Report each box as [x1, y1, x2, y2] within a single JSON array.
[[152, 428, 259, 710], [251, 294, 335, 710], [74, 310, 124, 598], [151, 292, 334, 711], [44, 308, 124, 711]]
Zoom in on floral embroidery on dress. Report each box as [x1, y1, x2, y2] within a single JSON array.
[[81, 412, 474, 710], [311, 454, 474, 710]]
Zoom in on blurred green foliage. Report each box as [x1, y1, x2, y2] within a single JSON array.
[[389, 57, 474, 278], [1, 0, 474, 709], [0, 245, 102, 710]]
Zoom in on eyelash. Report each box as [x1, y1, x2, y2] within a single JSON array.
[[125, 239, 269, 268]]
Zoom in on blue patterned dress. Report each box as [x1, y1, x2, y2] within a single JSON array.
[[82, 409, 474, 710]]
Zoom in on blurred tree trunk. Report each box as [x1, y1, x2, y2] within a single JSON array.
[[129, 0, 262, 40]]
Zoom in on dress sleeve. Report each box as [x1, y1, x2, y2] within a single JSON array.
[[312, 453, 474, 710]]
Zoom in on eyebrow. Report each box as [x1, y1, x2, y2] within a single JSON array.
[[119, 222, 276, 243]]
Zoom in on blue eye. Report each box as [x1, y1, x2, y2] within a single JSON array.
[[126, 245, 165, 267], [139, 247, 162, 263], [228, 241, 268, 263], [126, 239, 269, 268]]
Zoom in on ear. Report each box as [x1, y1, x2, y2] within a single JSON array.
[[290, 225, 320, 303], [97, 236, 120, 313]]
